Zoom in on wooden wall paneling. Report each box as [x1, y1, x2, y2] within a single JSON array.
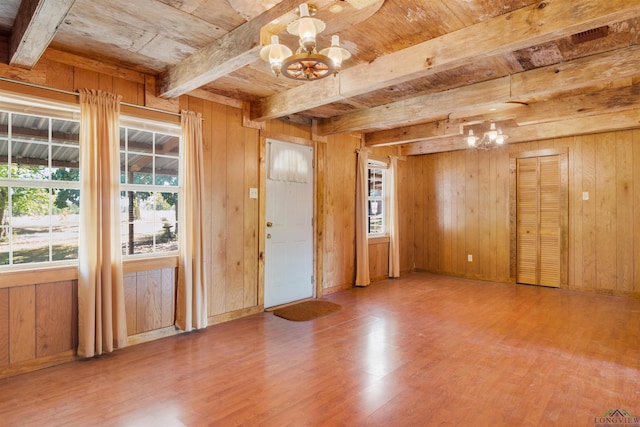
[[199, 97, 215, 314], [41, 58, 74, 92], [616, 131, 634, 292], [427, 155, 439, 272], [398, 156, 414, 273], [442, 152, 453, 273], [368, 240, 389, 281], [72, 67, 100, 92], [137, 270, 162, 333], [454, 152, 467, 276], [465, 149, 479, 277], [207, 100, 229, 316], [581, 134, 597, 289], [478, 151, 492, 279], [98, 73, 114, 93], [570, 136, 583, 289], [321, 139, 336, 287], [412, 156, 426, 270], [634, 129, 640, 294], [35, 281, 73, 358], [315, 141, 324, 293], [258, 135, 267, 303], [322, 133, 357, 288], [161, 268, 175, 328], [9, 285, 35, 364], [595, 132, 617, 290], [343, 136, 357, 285], [488, 148, 499, 279], [496, 147, 511, 282], [0, 289, 8, 367], [243, 126, 259, 307], [225, 105, 246, 312], [114, 76, 142, 105], [123, 272, 138, 335]]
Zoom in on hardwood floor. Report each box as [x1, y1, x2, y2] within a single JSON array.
[[1, 272, 639, 426]]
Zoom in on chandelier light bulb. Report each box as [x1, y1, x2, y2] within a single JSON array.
[[467, 129, 477, 147], [487, 122, 498, 141], [319, 35, 352, 74], [260, 35, 293, 77], [297, 3, 317, 52]]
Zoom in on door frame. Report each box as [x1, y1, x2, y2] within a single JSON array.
[[258, 132, 323, 308], [509, 147, 568, 287]]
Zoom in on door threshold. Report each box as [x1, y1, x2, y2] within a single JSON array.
[[265, 297, 316, 312]]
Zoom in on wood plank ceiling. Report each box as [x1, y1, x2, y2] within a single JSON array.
[[0, 0, 639, 155]]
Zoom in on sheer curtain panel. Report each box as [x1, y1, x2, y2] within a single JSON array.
[[175, 110, 208, 331], [77, 89, 128, 358]]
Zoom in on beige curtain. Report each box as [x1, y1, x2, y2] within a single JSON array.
[[175, 110, 208, 331], [77, 89, 128, 358], [388, 156, 400, 278], [355, 150, 370, 286]]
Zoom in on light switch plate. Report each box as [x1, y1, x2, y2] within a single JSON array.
[[582, 191, 589, 201], [249, 187, 258, 199]]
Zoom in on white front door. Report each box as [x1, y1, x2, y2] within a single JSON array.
[[264, 139, 314, 308]]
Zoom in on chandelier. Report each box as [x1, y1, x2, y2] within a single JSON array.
[[259, 3, 351, 81], [465, 122, 509, 150]]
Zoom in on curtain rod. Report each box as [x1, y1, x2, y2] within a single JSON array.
[[0, 76, 181, 118]]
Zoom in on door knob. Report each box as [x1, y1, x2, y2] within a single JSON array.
[[267, 233, 272, 239], [266, 221, 273, 227]]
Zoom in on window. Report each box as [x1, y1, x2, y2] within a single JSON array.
[[119, 125, 180, 256], [0, 111, 81, 266], [0, 94, 181, 269], [367, 160, 387, 236]]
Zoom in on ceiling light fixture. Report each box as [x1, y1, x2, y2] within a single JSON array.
[[259, 3, 351, 81], [465, 122, 509, 150]]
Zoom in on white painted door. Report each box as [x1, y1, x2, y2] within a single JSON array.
[[264, 139, 314, 308]]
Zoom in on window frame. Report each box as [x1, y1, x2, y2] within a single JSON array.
[[366, 159, 389, 238], [0, 108, 82, 269], [0, 91, 182, 271], [119, 119, 181, 259]]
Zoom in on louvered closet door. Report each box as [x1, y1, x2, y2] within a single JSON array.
[[516, 155, 561, 288]]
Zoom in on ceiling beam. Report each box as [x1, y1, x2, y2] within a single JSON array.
[[316, 44, 640, 135], [252, 0, 640, 121], [400, 109, 640, 156], [9, 0, 76, 68]]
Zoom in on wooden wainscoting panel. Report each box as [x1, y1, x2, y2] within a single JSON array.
[[123, 272, 138, 335], [368, 239, 389, 282], [161, 268, 175, 328], [0, 288, 8, 367], [9, 285, 36, 364], [35, 281, 74, 358], [137, 270, 162, 333]]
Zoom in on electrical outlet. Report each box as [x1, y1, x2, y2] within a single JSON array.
[[467, 254, 473, 262], [249, 188, 258, 199]]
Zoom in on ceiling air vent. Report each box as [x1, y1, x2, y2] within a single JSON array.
[[571, 26, 609, 44]]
